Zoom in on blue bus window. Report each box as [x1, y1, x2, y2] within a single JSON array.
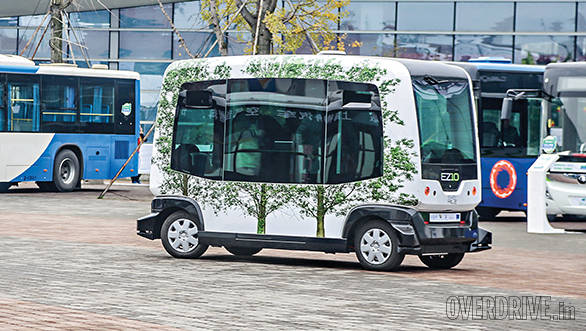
[[114, 80, 136, 135], [7, 75, 40, 132], [80, 80, 114, 124], [41, 76, 77, 127]]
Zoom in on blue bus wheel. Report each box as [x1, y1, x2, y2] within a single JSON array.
[[53, 149, 80, 192]]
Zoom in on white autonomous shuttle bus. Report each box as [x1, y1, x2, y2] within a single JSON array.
[[137, 55, 492, 271]]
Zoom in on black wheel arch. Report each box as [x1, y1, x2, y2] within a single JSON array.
[[342, 205, 420, 250], [140, 196, 205, 240], [54, 144, 84, 181]]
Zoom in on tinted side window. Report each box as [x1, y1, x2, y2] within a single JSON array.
[[171, 79, 383, 185], [325, 81, 382, 184], [41, 75, 78, 132], [79, 78, 115, 133], [115, 79, 136, 134], [7, 74, 40, 132], [172, 80, 225, 180], [479, 72, 543, 94], [224, 78, 326, 184]]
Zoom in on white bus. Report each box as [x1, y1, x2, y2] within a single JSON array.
[[542, 63, 586, 220], [518, 63, 586, 222], [137, 54, 492, 271]]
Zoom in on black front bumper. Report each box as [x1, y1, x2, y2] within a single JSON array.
[[395, 210, 492, 255], [397, 226, 492, 255], [137, 212, 162, 240]]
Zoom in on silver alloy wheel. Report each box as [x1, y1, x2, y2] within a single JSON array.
[[360, 228, 392, 265], [167, 218, 199, 253], [59, 158, 75, 185]]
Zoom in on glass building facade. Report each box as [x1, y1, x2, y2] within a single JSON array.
[[2, 0, 586, 133]]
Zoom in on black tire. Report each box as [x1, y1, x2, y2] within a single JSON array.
[[354, 220, 404, 271], [476, 207, 499, 221], [53, 149, 80, 192], [0, 182, 11, 193], [161, 211, 208, 259], [547, 214, 557, 222], [225, 246, 262, 256], [419, 253, 465, 270], [36, 181, 57, 192]]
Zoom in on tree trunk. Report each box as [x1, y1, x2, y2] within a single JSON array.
[[316, 186, 325, 237], [234, 0, 276, 55], [181, 174, 189, 196], [257, 184, 267, 234], [50, 0, 64, 63], [251, 0, 274, 55], [255, 26, 272, 55]]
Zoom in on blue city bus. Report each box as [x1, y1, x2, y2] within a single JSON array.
[[0, 55, 140, 192], [451, 59, 544, 219]]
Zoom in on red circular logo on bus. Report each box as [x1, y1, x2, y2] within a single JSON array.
[[490, 160, 517, 199]]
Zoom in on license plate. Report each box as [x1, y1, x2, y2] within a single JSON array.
[[569, 196, 586, 206], [429, 213, 461, 223]]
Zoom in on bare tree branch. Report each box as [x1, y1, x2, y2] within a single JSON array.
[[19, 10, 50, 56], [203, 1, 247, 58], [285, 0, 319, 54], [234, 0, 256, 27], [31, 19, 51, 60], [209, 0, 228, 56]]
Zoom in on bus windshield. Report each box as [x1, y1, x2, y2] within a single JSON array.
[[550, 76, 586, 154], [551, 97, 586, 154], [413, 77, 476, 164]]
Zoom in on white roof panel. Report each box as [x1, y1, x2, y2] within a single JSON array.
[[36, 64, 140, 80]]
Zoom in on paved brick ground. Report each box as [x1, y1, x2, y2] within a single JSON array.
[[0, 183, 585, 329], [0, 296, 184, 330]]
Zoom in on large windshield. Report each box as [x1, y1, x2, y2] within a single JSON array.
[[413, 77, 476, 164], [550, 97, 586, 154], [549, 76, 586, 154]]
